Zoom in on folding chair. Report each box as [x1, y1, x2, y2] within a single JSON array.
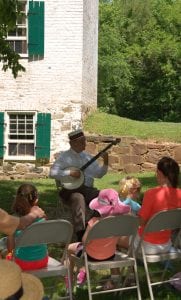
[[14, 219, 73, 300], [71, 214, 141, 300], [137, 208, 181, 300]]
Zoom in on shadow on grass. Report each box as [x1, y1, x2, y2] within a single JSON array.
[[0, 179, 57, 213]]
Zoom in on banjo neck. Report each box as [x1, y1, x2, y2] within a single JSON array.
[[80, 138, 121, 171]]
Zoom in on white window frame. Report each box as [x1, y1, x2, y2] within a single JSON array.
[[6, 0, 28, 58], [4, 111, 37, 161]]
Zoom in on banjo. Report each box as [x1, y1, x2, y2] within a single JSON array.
[[59, 138, 121, 190]]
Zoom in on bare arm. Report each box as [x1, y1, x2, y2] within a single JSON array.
[[18, 206, 46, 230], [82, 218, 100, 244]]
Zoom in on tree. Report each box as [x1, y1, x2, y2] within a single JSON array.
[[98, 0, 181, 122], [0, 0, 25, 78]]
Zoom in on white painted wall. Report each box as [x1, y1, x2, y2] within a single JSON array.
[[0, 0, 98, 158]]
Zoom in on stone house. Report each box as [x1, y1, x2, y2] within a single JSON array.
[[0, 0, 98, 172]]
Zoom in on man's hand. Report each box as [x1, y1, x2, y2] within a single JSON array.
[[70, 169, 81, 178], [100, 152, 109, 165]]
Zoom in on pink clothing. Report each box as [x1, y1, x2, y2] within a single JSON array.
[[85, 217, 118, 260], [138, 186, 181, 244]]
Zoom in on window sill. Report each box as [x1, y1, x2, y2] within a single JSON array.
[[4, 156, 36, 161]]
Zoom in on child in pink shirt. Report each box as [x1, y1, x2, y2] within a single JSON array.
[[68, 188, 130, 286]]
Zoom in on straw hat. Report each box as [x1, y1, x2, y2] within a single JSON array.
[[89, 188, 130, 217], [68, 129, 84, 141], [0, 260, 44, 300]]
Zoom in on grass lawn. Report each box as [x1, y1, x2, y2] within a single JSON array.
[[0, 173, 180, 299], [84, 111, 181, 143]]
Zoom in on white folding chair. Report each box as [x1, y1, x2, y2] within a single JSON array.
[[137, 208, 181, 300], [14, 219, 73, 300], [71, 214, 141, 300]]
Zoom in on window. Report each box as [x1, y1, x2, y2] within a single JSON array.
[[5, 112, 36, 160], [7, 1, 28, 57], [0, 112, 51, 161], [6, 0, 45, 58]]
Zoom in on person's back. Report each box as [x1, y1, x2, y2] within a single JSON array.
[[138, 185, 181, 244], [7, 183, 48, 270], [138, 156, 181, 249]]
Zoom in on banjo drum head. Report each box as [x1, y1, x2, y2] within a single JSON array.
[[62, 167, 84, 190]]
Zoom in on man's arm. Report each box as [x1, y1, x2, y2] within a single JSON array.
[[49, 155, 71, 180]]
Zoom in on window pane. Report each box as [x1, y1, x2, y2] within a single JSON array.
[[17, 15, 26, 25], [9, 143, 17, 156], [10, 124, 17, 132], [9, 143, 34, 156], [10, 115, 16, 120], [19, 143, 25, 155], [18, 124, 25, 133], [15, 41, 22, 53], [17, 28, 26, 36], [25, 144, 34, 155], [8, 41, 15, 51], [18, 1, 26, 12], [8, 29, 17, 36]]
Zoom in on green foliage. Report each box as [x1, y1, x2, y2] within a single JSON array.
[[98, 0, 181, 122], [0, 0, 25, 78]]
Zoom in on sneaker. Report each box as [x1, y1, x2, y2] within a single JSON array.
[[77, 270, 86, 285]]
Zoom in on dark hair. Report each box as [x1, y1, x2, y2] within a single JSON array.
[[157, 156, 180, 188], [12, 183, 38, 216]]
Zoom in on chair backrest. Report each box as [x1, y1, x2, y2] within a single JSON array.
[[142, 208, 181, 235], [15, 219, 73, 248], [85, 215, 139, 245]]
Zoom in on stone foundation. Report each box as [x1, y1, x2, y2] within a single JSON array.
[[0, 135, 180, 180]]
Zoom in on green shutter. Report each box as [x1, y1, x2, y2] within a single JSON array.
[[0, 112, 4, 158], [28, 1, 44, 56], [36, 113, 51, 160]]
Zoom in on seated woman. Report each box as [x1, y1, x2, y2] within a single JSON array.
[[118, 156, 181, 254], [7, 183, 48, 270]]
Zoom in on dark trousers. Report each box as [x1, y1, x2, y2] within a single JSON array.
[[59, 185, 99, 238]]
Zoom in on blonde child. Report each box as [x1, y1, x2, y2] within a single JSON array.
[[68, 188, 130, 287], [7, 183, 48, 270], [119, 176, 141, 215]]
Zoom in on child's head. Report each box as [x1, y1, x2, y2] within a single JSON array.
[[13, 183, 38, 216], [89, 188, 130, 217], [119, 176, 141, 200]]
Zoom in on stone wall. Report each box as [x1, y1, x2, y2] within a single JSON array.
[[86, 135, 181, 173], [0, 135, 180, 180]]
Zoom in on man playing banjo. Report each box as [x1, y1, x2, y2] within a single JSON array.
[[49, 129, 109, 241]]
